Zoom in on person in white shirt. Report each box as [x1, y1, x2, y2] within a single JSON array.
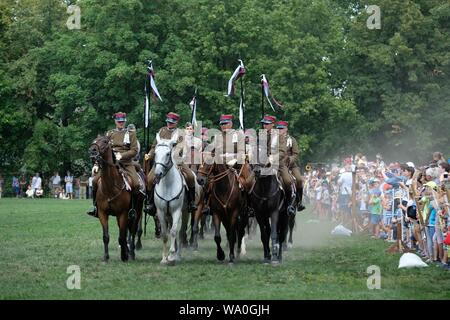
[[65, 171, 73, 199], [51, 172, 61, 198], [31, 173, 42, 198], [337, 165, 353, 215]]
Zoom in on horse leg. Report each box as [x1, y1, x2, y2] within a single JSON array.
[[136, 214, 143, 250], [213, 213, 225, 261], [117, 213, 129, 262], [99, 211, 109, 262], [180, 205, 189, 248], [157, 209, 169, 264], [191, 204, 203, 251], [200, 213, 206, 239], [270, 209, 280, 265], [288, 215, 295, 248], [226, 217, 238, 264], [237, 210, 249, 259], [256, 215, 271, 263], [168, 208, 182, 264]]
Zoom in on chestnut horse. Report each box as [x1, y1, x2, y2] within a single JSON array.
[[197, 162, 249, 263], [89, 135, 143, 262]]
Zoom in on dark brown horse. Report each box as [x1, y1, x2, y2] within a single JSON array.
[[249, 164, 288, 264], [89, 135, 143, 262], [197, 163, 249, 263]]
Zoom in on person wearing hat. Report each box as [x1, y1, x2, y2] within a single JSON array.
[[277, 120, 306, 212], [144, 112, 197, 213], [259, 115, 296, 215], [87, 112, 143, 217], [206, 114, 245, 167]]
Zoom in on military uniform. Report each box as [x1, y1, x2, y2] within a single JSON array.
[[277, 120, 305, 211], [106, 127, 141, 190], [260, 115, 296, 215], [87, 112, 143, 218], [145, 112, 197, 212], [146, 126, 196, 190]]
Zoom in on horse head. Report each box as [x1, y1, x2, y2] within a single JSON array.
[[154, 132, 177, 183], [197, 162, 213, 186], [89, 135, 112, 166]]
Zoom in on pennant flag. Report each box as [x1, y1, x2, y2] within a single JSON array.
[[189, 94, 197, 127], [261, 74, 284, 111], [147, 61, 163, 102], [227, 59, 246, 96]]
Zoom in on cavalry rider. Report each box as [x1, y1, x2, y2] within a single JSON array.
[[260, 115, 296, 216], [206, 114, 246, 167], [276, 120, 306, 212], [183, 122, 203, 173], [87, 112, 144, 217], [144, 112, 197, 213]]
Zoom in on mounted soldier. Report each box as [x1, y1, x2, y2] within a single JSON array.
[[277, 120, 306, 212], [260, 115, 296, 216], [144, 112, 197, 213], [87, 112, 145, 218]]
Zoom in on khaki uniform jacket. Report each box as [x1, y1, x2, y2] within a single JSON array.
[[106, 128, 138, 164], [147, 126, 183, 163], [208, 129, 245, 164]]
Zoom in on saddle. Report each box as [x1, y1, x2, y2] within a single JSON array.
[[117, 164, 146, 195]]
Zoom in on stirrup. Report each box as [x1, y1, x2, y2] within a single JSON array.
[[297, 203, 306, 212], [287, 205, 296, 216]]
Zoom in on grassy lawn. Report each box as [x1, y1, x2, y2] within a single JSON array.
[[0, 198, 449, 300]]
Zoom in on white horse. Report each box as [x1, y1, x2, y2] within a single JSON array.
[[154, 132, 193, 265]]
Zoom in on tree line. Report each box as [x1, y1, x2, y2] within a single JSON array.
[[0, 0, 449, 178]]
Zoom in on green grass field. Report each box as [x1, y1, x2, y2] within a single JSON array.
[[0, 198, 449, 300]]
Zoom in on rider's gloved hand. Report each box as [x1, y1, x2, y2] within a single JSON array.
[[115, 152, 122, 161], [227, 159, 238, 167], [144, 153, 150, 161], [92, 164, 99, 175]]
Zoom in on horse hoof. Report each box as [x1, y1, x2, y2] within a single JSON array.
[[217, 250, 225, 261], [228, 261, 234, 266], [271, 259, 280, 266], [263, 259, 271, 265], [287, 242, 293, 249], [282, 244, 288, 251], [160, 259, 168, 265], [136, 242, 142, 250], [103, 255, 109, 262]]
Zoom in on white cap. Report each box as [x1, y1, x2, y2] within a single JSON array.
[[406, 162, 415, 168]]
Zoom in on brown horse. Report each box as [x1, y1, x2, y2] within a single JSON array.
[[89, 135, 143, 262], [197, 162, 249, 263]]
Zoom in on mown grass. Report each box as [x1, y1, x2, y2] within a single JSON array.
[[0, 198, 449, 300]]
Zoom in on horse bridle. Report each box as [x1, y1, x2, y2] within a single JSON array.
[[154, 143, 174, 181], [90, 139, 116, 168]]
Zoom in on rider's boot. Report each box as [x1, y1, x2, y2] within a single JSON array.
[[296, 190, 306, 212], [144, 185, 156, 217], [86, 188, 98, 218]]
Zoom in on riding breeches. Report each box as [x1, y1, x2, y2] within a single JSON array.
[[122, 164, 141, 190], [279, 165, 295, 194], [290, 166, 304, 192]]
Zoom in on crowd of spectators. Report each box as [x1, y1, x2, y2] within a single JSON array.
[[304, 152, 450, 270]]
